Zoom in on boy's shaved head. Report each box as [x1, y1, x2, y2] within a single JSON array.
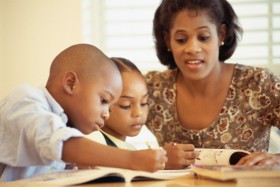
[[46, 44, 122, 133], [47, 44, 118, 84]]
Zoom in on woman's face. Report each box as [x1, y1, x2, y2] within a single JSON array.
[[167, 10, 224, 80], [103, 71, 149, 141]]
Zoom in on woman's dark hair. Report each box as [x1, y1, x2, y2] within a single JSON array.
[[153, 0, 243, 69], [110, 57, 142, 74]]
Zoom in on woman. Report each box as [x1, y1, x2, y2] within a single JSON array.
[[145, 0, 280, 169]]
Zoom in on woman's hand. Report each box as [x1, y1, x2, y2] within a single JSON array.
[[236, 152, 280, 166], [162, 143, 197, 169]]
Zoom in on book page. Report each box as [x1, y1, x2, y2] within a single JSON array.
[[195, 148, 250, 165], [98, 167, 192, 182], [11, 167, 192, 185], [13, 169, 122, 185]]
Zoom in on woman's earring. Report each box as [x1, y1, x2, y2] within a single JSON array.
[[167, 48, 171, 52], [221, 41, 224, 46]]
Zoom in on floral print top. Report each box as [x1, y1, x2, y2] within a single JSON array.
[[145, 64, 280, 152]]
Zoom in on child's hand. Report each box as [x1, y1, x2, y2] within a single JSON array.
[[129, 149, 167, 172], [236, 152, 280, 166], [162, 143, 196, 169]]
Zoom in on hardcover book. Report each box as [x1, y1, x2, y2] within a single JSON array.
[[191, 164, 280, 181]]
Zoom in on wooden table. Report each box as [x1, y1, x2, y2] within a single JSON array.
[[1, 174, 279, 187]]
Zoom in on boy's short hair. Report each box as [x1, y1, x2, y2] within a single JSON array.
[[47, 44, 119, 84]]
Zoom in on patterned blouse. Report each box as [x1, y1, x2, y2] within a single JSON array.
[[145, 64, 280, 152]]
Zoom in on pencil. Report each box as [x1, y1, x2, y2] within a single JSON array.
[[146, 141, 152, 149]]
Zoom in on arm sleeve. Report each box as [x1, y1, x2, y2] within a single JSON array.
[[0, 88, 84, 167]]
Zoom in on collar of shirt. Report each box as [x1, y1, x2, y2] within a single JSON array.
[[99, 130, 136, 150], [42, 87, 68, 124]]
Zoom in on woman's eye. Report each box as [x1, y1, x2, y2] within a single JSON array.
[[175, 38, 187, 44], [198, 35, 210, 42], [119, 105, 131, 110]]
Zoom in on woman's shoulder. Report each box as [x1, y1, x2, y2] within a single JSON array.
[[234, 64, 279, 82], [235, 64, 277, 75], [145, 69, 177, 83]]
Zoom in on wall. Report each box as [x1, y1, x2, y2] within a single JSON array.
[[0, 1, 4, 94], [0, 0, 83, 98]]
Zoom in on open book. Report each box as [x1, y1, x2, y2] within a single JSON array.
[[195, 148, 250, 165], [9, 167, 192, 185], [191, 164, 280, 181]]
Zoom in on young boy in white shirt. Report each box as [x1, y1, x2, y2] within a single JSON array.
[[0, 44, 167, 181]]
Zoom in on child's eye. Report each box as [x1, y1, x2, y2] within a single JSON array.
[[101, 97, 109, 105], [141, 103, 149, 107], [119, 105, 131, 110]]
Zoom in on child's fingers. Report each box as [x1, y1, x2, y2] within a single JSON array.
[[156, 149, 168, 169]]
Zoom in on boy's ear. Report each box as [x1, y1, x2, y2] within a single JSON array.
[[63, 71, 79, 95]]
